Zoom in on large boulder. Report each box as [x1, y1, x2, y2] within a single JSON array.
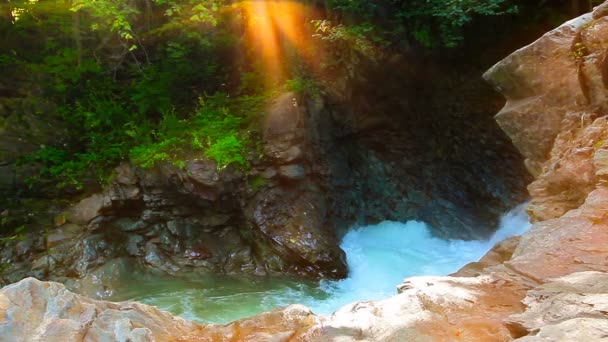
[[484, 4, 608, 222], [0, 277, 208, 341], [245, 185, 347, 279], [483, 13, 591, 175]]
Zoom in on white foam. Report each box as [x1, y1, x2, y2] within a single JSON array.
[[304, 203, 531, 315]]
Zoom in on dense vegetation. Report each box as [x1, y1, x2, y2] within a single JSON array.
[[0, 0, 599, 236], [324, 0, 519, 47], [2, 0, 597, 188], [2, 0, 265, 190]]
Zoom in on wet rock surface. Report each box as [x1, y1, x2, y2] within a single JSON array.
[[187, 3, 608, 340], [292, 4, 608, 340], [316, 58, 530, 239], [0, 0, 534, 293], [0, 72, 524, 291], [0, 92, 351, 294]]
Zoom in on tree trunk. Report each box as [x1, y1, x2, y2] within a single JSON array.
[[0, 0, 13, 49], [0, 0, 13, 23], [72, 10, 83, 67]]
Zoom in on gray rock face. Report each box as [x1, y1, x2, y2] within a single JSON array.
[[278, 164, 306, 180], [1, 7, 533, 289], [0, 92, 350, 293], [311, 54, 530, 239]]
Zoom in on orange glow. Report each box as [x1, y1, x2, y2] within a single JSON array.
[[235, 0, 320, 86]]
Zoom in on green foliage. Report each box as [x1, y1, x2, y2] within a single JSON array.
[[129, 92, 269, 171], [3, 0, 262, 189], [0, 225, 26, 244], [29, 50, 102, 98], [204, 134, 246, 169], [399, 0, 519, 47], [312, 20, 385, 60], [70, 0, 223, 44], [326, 0, 518, 47], [1, 0, 525, 192], [248, 176, 268, 192], [285, 77, 320, 96], [71, 0, 139, 39]]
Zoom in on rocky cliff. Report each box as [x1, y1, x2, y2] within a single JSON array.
[[0, 53, 528, 293], [296, 3, 608, 340], [305, 3, 608, 340], [0, 92, 351, 295]]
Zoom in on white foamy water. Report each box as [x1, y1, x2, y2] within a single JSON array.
[[114, 204, 531, 324], [308, 202, 531, 315]]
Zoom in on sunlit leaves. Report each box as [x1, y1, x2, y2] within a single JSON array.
[[129, 92, 258, 170], [71, 0, 138, 39], [69, 0, 224, 53]]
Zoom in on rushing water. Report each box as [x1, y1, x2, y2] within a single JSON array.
[[112, 204, 531, 324]]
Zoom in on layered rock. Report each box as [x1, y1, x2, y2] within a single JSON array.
[[8, 3, 608, 341], [484, 4, 608, 223], [0, 0, 532, 292], [0, 92, 348, 294], [230, 3, 608, 340]]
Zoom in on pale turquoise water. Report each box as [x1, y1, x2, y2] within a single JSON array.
[[113, 204, 530, 324]]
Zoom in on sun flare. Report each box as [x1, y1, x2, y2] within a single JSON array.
[[235, 0, 319, 85]]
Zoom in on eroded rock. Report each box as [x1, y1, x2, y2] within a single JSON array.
[[509, 272, 608, 341], [0, 277, 208, 341], [483, 14, 592, 174]]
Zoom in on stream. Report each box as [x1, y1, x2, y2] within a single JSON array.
[[111, 204, 530, 324]]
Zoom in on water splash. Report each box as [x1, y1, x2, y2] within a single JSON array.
[[308, 202, 531, 315]]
